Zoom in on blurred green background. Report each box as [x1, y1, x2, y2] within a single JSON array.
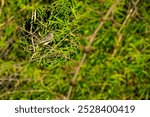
[[0, 0, 150, 99]]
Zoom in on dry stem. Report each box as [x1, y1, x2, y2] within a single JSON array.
[[112, 0, 140, 57], [66, 0, 122, 99]]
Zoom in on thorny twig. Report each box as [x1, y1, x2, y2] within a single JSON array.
[[66, 0, 122, 99]]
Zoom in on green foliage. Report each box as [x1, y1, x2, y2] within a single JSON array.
[[0, 0, 150, 99]]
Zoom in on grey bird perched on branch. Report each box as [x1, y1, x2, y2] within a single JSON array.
[[35, 31, 54, 46]]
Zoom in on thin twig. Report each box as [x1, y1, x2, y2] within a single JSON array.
[[112, 0, 140, 57], [30, 10, 36, 53], [66, 0, 122, 99], [18, 26, 39, 40]]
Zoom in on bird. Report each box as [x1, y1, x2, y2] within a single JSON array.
[[35, 31, 54, 46]]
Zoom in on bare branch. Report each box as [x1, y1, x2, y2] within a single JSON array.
[[66, 0, 122, 100]]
